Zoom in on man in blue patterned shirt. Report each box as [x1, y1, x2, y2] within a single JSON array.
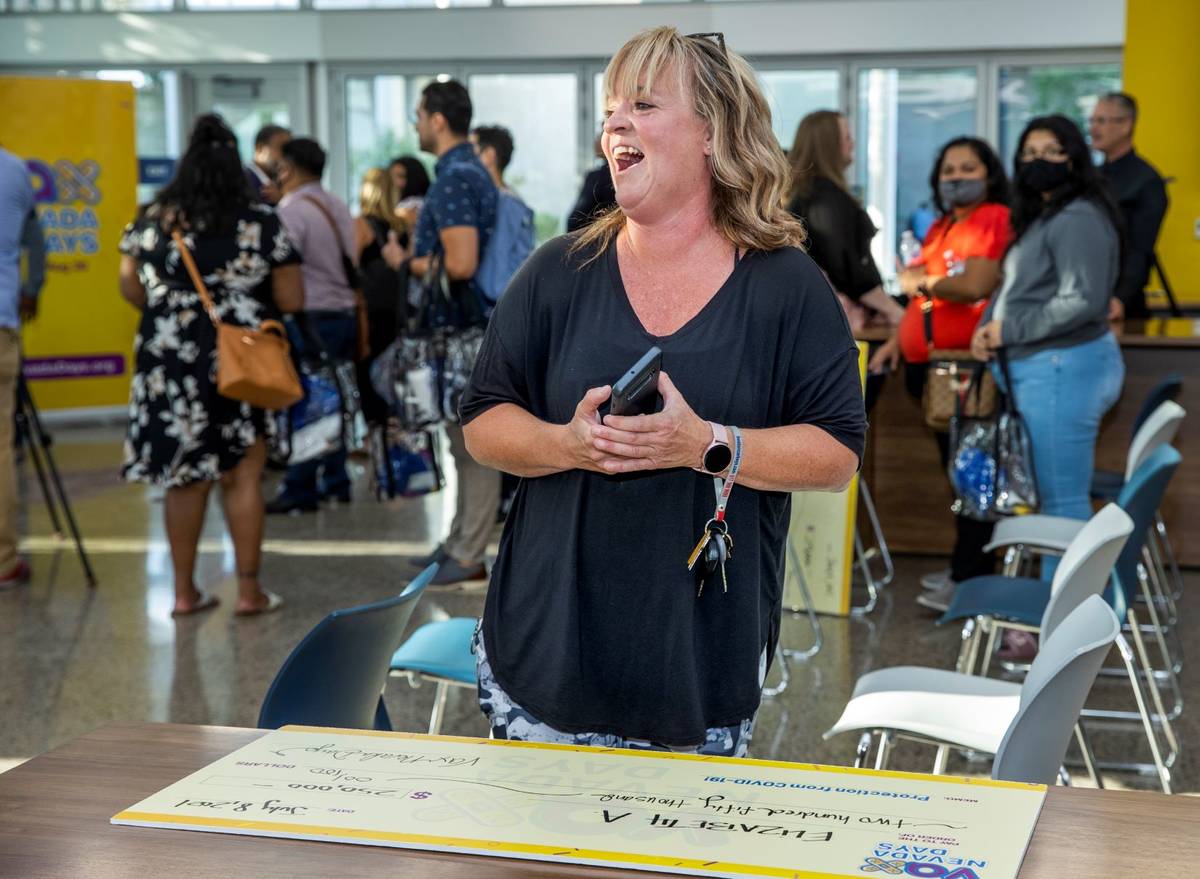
[[404, 80, 500, 590]]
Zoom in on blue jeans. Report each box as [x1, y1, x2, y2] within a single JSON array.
[[998, 333, 1124, 578], [280, 311, 357, 504]]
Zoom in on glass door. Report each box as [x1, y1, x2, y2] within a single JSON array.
[[188, 67, 307, 164], [468, 71, 580, 242], [854, 65, 980, 283], [342, 72, 441, 209]]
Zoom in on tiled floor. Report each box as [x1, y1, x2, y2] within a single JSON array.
[[2, 423, 1195, 794]]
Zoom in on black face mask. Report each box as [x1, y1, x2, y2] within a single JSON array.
[[938, 178, 987, 208], [1018, 158, 1071, 192]]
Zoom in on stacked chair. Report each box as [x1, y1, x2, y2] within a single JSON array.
[[842, 387, 1186, 793], [825, 506, 1131, 786], [970, 443, 1184, 792]]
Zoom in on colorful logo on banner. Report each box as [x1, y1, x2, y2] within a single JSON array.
[[862, 843, 988, 877], [27, 157, 102, 256], [0, 76, 138, 410]]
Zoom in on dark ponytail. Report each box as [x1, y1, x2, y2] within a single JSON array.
[[150, 113, 255, 235]]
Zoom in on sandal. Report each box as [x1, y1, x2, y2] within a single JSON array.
[[234, 590, 285, 617], [171, 591, 220, 618]]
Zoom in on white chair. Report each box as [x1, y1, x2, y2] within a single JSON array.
[[825, 595, 1120, 787]]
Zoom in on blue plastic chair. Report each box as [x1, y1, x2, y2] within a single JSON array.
[[389, 617, 478, 734], [257, 563, 437, 731], [1091, 374, 1182, 500]]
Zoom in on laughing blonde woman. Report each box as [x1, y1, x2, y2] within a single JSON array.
[[459, 27, 865, 755]]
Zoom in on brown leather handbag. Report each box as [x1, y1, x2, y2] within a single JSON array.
[[923, 349, 997, 432], [171, 229, 303, 410]]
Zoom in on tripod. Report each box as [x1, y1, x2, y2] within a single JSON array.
[[1151, 252, 1184, 317], [14, 375, 97, 587]]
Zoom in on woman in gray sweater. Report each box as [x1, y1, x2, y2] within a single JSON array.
[[971, 115, 1124, 584]]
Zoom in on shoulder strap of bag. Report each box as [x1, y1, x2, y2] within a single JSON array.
[[995, 347, 1019, 415], [302, 194, 353, 264], [169, 228, 221, 328]]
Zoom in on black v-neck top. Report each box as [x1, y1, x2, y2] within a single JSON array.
[[460, 234, 865, 745]]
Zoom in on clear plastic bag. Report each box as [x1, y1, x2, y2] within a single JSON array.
[[369, 424, 444, 500], [947, 353, 1038, 522], [994, 410, 1039, 516], [288, 361, 343, 465], [949, 416, 998, 521], [370, 337, 442, 430]]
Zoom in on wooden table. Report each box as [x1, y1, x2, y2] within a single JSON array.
[[2, 723, 1198, 877], [861, 318, 1200, 565]]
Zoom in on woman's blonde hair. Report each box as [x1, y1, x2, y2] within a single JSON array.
[[787, 110, 848, 203], [359, 168, 404, 234], [570, 27, 804, 262]]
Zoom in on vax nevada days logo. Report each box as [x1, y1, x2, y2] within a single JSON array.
[[27, 158, 103, 256], [860, 842, 988, 878]]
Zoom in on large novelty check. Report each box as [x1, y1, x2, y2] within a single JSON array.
[[113, 726, 1045, 879]]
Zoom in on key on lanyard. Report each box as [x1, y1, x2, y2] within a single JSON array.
[[686, 427, 742, 598], [695, 521, 734, 598]]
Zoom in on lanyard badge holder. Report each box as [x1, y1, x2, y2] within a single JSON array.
[[686, 427, 743, 597]]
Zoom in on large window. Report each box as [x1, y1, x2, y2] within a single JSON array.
[[757, 69, 841, 151], [998, 62, 1121, 161], [855, 66, 978, 281], [469, 72, 579, 242], [186, 0, 298, 7], [344, 73, 438, 209], [316, 0, 487, 8]]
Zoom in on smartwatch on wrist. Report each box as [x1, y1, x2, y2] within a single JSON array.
[[698, 422, 733, 475]]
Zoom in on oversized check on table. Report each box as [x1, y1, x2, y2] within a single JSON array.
[[113, 726, 1046, 879]]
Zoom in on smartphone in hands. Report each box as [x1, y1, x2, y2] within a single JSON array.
[[607, 346, 663, 418]]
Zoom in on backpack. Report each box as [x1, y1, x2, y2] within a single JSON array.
[[476, 190, 534, 307]]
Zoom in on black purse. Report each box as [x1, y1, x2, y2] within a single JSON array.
[[405, 250, 486, 336]]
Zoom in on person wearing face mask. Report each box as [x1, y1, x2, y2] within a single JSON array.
[[868, 137, 1011, 613], [972, 115, 1124, 601], [787, 110, 905, 330]]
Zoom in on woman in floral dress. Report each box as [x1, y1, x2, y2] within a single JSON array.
[[118, 114, 304, 617]]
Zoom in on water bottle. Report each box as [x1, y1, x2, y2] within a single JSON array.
[[898, 230, 921, 268]]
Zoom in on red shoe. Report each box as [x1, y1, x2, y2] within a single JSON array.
[[0, 558, 30, 589]]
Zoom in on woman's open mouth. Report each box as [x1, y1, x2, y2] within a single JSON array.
[[612, 145, 645, 173]]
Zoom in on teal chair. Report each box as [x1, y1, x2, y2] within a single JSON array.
[[257, 564, 437, 731], [389, 617, 478, 734]]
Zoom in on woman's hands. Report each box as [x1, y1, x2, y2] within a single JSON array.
[[382, 230, 408, 271], [561, 371, 710, 475], [868, 334, 902, 374], [970, 319, 1003, 361], [897, 267, 926, 297]]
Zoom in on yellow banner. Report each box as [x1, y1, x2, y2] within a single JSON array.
[[784, 342, 868, 616], [0, 77, 138, 411]]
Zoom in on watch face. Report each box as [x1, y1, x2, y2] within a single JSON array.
[[704, 443, 733, 474]]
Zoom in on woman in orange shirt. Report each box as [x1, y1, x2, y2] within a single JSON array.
[[870, 137, 1011, 612]]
